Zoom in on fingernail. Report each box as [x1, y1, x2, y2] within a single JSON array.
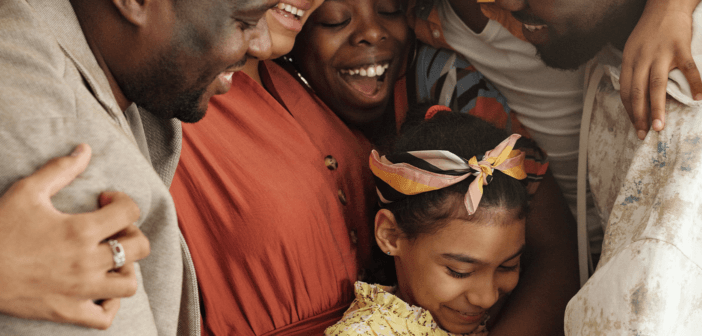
[[70, 144, 84, 157], [637, 130, 647, 140], [652, 119, 663, 131], [100, 193, 112, 204], [695, 93, 702, 101]]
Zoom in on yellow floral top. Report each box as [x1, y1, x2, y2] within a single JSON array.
[[325, 282, 488, 336]]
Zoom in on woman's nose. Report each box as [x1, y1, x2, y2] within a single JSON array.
[[351, 15, 388, 46]]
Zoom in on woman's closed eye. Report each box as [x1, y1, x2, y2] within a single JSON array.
[[318, 18, 350, 28], [378, 9, 403, 16], [377, 0, 402, 17]]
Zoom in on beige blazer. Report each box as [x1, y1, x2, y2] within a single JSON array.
[[0, 0, 199, 334]]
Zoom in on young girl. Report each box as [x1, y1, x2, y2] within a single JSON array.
[[326, 106, 535, 335]]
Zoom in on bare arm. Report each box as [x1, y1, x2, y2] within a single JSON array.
[[0, 144, 150, 330], [620, 0, 702, 140], [488, 171, 580, 336]]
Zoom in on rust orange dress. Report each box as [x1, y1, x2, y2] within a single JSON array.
[[170, 60, 376, 336]]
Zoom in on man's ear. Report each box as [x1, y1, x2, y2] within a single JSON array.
[[112, 0, 149, 26], [375, 209, 402, 256]]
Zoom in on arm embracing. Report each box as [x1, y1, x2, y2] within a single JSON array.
[[620, 0, 702, 139]]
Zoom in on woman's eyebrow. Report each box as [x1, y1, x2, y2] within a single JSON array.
[[440, 245, 526, 264]]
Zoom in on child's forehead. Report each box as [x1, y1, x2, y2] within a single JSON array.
[[413, 216, 525, 262]]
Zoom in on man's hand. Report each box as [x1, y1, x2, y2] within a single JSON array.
[[620, 0, 702, 140], [0, 144, 150, 329]]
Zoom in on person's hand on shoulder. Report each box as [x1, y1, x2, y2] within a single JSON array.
[[0, 144, 150, 330], [620, 0, 702, 140]]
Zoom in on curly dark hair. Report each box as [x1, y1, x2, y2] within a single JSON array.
[[367, 105, 530, 284]]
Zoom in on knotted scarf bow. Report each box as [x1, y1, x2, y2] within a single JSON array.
[[370, 134, 526, 215]]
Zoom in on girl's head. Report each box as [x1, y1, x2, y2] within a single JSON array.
[[372, 108, 528, 334], [289, 0, 410, 126], [266, 0, 325, 59]]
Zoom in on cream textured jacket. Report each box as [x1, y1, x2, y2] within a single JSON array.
[[566, 4, 702, 334]]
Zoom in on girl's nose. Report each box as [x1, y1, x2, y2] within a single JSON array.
[[466, 276, 500, 309]]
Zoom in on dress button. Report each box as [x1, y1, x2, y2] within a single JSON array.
[[338, 189, 347, 205], [349, 229, 358, 244], [432, 30, 441, 38], [324, 155, 338, 170]]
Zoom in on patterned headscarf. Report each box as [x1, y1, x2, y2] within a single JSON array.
[[369, 134, 527, 215]]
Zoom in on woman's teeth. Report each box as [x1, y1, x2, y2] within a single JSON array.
[[340, 63, 389, 77], [277, 3, 305, 17], [524, 23, 547, 32]]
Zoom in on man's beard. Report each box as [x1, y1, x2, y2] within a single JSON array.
[[117, 47, 209, 123], [534, 28, 610, 70], [533, 3, 636, 71]]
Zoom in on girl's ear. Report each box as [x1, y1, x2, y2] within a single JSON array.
[[375, 209, 402, 256]]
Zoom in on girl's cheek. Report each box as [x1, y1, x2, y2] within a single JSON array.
[[498, 273, 520, 294]]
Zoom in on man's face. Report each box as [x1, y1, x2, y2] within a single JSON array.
[[116, 0, 277, 123], [494, 0, 642, 70]]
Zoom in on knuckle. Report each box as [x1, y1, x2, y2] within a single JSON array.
[[94, 320, 111, 330], [13, 177, 38, 194], [64, 270, 90, 296], [52, 156, 74, 171], [134, 234, 151, 260], [682, 60, 698, 71], [64, 218, 93, 243], [126, 201, 141, 221], [124, 277, 139, 297], [630, 87, 645, 100], [48, 303, 74, 322], [115, 192, 141, 221], [649, 77, 667, 89]]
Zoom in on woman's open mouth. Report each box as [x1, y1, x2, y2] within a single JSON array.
[[338, 62, 390, 97], [271, 2, 309, 32]]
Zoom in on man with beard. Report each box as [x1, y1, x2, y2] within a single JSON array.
[[492, 0, 702, 333], [0, 0, 273, 334]]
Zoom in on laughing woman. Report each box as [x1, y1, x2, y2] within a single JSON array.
[[287, 0, 580, 334], [169, 1, 381, 335]]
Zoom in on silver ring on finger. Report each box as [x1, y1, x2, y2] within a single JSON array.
[[108, 239, 126, 269]]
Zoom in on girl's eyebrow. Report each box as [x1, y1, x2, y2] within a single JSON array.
[[441, 245, 526, 264]]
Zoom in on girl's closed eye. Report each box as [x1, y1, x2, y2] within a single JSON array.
[[499, 261, 521, 272], [446, 266, 473, 279]]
